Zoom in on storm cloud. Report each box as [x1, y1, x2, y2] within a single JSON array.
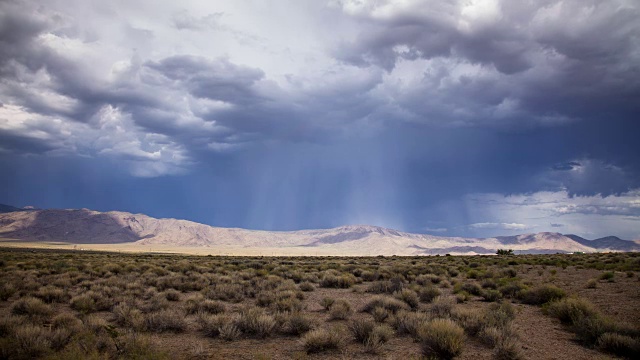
[[1, 0, 638, 238]]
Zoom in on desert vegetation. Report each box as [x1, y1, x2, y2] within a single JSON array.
[[0, 248, 638, 359]]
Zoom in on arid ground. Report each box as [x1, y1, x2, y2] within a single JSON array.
[[0, 247, 638, 359]]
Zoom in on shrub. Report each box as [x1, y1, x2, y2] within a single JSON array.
[[499, 282, 527, 298], [479, 326, 502, 347], [112, 303, 144, 329], [430, 296, 456, 318], [10, 324, 52, 358], [51, 313, 82, 331], [455, 291, 470, 303], [452, 308, 484, 336], [302, 327, 344, 353], [363, 325, 394, 354], [482, 289, 502, 302], [372, 306, 390, 323], [0, 283, 16, 301], [547, 297, 598, 325], [348, 318, 376, 343], [164, 289, 181, 301], [417, 318, 465, 360], [329, 300, 353, 320], [597, 332, 640, 358], [320, 273, 356, 288], [280, 312, 314, 335], [362, 296, 409, 314], [519, 285, 566, 305], [198, 313, 236, 337], [599, 271, 615, 281], [495, 336, 524, 360], [486, 302, 516, 329], [299, 281, 315, 292], [11, 296, 53, 317], [419, 285, 442, 303], [390, 310, 430, 337], [118, 332, 169, 360], [144, 309, 187, 333], [319, 297, 335, 311], [219, 323, 242, 341], [394, 288, 420, 309], [34, 286, 68, 303], [585, 278, 598, 289], [237, 307, 276, 338], [70, 294, 97, 313]]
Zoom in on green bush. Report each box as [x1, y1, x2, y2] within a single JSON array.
[[597, 332, 640, 358]]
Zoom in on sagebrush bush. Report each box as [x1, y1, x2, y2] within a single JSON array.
[[390, 310, 430, 337], [519, 285, 565, 305], [112, 302, 144, 329], [417, 318, 465, 360], [547, 297, 598, 325], [348, 318, 376, 343], [362, 296, 409, 314], [34, 286, 68, 303], [372, 306, 390, 323], [419, 285, 441, 303], [301, 327, 344, 353], [237, 307, 276, 338], [280, 311, 314, 335], [394, 288, 420, 309], [11, 296, 53, 318], [319, 297, 335, 311], [144, 309, 187, 333], [430, 296, 456, 318], [9, 324, 53, 358], [495, 336, 524, 360], [198, 313, 237, 338], [597, 332, 640, 358], [452, 308, 484, 336], [329, 299, 353, 320]]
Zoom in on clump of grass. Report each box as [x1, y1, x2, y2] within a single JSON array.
[[320, 272, 356, 288], [349, 319, 393, 354], [329, 300, 353, 320], [163, 289, 181, 301], [452, 308, 484, 336], [585, 278, 598, 289], [518, 285, 565, 305], [348, 318, 375, 343], [417, 318, 465, 360], [301, 327, 345, 353]]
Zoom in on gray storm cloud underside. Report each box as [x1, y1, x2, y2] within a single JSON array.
[[0, 0, 639, 239]]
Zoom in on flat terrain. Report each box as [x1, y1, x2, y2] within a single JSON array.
[[0, 248, 638, 359]]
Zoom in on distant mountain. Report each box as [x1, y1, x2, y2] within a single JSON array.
[[565, 234, 640, 252], [0, 207, 638, 255], [0, 204, 24, 213]]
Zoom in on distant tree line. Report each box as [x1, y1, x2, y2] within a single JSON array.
[[496, 249, 514, 255]]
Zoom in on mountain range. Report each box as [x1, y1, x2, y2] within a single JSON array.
[[1, 205, 639, 255]]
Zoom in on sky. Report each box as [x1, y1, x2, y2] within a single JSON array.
[[1, 0, 639, 240]]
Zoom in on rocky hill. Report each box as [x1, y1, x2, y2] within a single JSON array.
[[1, 206, 639, 255]]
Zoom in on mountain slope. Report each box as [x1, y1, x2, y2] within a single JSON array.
[[0, 207, 638, 255]]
